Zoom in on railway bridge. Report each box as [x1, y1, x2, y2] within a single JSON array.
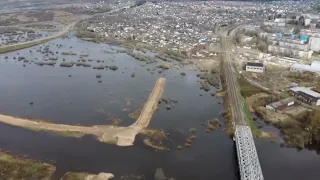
[[234, 125, 264, 180], [221, 26, 264, 180]]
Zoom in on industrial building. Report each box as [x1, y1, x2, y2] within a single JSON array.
[[290, 61, 320, 73], [290, 86, 320, 106], [245, 62, 265, 73], [266, 97, 295, 112], [278, 57, 301, 65]]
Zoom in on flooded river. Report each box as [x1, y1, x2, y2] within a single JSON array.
[[0, 34, 319, 180]]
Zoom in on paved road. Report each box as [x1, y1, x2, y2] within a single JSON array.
[[220, 29, 246, 126]]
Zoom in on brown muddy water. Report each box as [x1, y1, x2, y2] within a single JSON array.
[[0, 33, 319, 180]]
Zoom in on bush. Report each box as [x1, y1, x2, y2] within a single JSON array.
[[157, 64, 170, 70], [61, 51, 77, 55], [75, 62, 91, 67], [48, 57, 58, 61], [34, 61, 56, 66], [59, 62, 74, 67], [109, 66, 118, 71], [93, 65, 105, 70], [257, 40, 267, 52], [189, 135, 197, 140], [189, 128, 196, 133], [155, 54, 170, 62], [180, 72, 186, 76]]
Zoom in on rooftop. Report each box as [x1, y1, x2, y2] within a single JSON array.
[[291, 63, 320, 73], [267, 97, 295, 110], [290, 86, 320, 99], [247, 62, 264, 67]]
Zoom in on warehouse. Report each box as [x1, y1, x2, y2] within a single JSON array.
[[266, 97, 295, 112], [290, 61, 320, 73], [290, 86, 320, 106], [245, 62, 265, 73], [278, 57, 301, 65]]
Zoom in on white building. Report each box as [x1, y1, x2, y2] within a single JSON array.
[[305, 18, 311, 26], [263, 21, 285, 27], [246, 62, 265, 73], [309, 37, 320, 52], [268, 45, 313, 59], [278, 57, 301, 65], [301, 29, 320, 52], [290, 61, 320, 73]]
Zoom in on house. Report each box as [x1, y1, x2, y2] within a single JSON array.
[[290, 86, 320, 106], [266, 97, 295, 112], [245, 62, 265, 73]]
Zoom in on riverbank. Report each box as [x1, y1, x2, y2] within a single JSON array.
[[0, 150, 55, 180]]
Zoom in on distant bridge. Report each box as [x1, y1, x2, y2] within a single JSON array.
[[234, 125, 264, 180]]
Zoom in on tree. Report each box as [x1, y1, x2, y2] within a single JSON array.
[[293, 27, 301, 34], [257, 40, 267, 52]]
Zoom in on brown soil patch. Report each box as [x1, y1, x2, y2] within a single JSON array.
[[255, 106, 294, 124], [128, 109, 141, 120], [246, 93, 276, 112]]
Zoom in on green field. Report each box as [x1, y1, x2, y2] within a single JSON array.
[[241, 96, 260, 137]]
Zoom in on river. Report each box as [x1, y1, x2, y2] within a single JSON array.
[[0, 34, 319, 180]]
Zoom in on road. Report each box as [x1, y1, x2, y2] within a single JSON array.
[[220, 29, 246, 126]]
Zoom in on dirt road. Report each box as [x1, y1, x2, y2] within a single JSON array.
[[131, 78, 166, 128], [0, 114, 105, 136]]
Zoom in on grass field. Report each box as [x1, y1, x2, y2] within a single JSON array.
[[241, 96, 260, 137], [238, 76, 266, 97], [0, 151, 55, 180]]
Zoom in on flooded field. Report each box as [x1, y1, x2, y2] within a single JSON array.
[[0, 28, 53, 45], [0, 34, 319, 180]]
